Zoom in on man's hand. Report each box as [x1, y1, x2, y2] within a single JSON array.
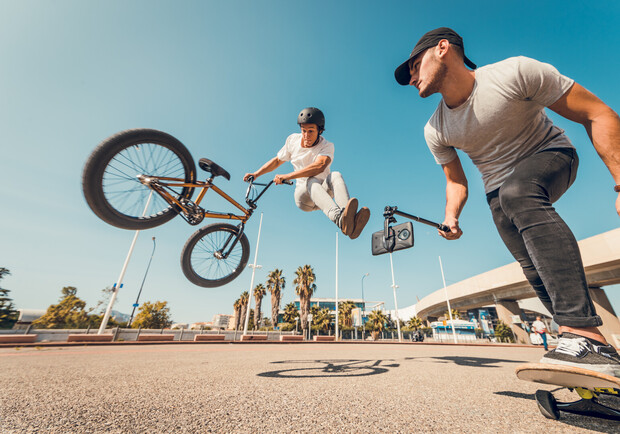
[[274, 174, 290, 185], [439, 216, 463, 240], [243, 172, 256, 182]]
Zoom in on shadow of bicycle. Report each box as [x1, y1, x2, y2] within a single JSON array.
[[257, 359, 399, 379]]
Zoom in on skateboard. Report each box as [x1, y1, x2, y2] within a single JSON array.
[[515, 363, 620, 420]]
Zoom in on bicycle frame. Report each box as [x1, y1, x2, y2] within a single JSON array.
[[139, 175, 275, 224], [139, 174, 283, 259]]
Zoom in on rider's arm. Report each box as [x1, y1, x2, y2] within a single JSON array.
[[440, 155, 468, 240], [275, 156, 331, 184], [548, 82, 620, 216], [244, 156, 285, 181]]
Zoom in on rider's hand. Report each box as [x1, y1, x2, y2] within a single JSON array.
[[243, 173, 256, 182], [274, 174, 289, 185], [439, 216, 463, 240]]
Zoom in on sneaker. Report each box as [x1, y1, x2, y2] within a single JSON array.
[[339, 198, 358, 236], [540, 332, 620, 377], [349, 207, 370, 240]]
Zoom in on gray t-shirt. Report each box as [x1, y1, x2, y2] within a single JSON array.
[[424, 56, 575, 193]]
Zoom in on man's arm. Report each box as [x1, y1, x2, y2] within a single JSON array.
[[548, 82, 620, 215], [243, 156, 285, 182], [440, 156, 468, 240], [274, 156, 331, 184]]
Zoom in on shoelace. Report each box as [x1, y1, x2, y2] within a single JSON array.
[[555, 337, 589, 356]]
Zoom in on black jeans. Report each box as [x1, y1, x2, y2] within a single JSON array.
[[486, 147, 602, 328]]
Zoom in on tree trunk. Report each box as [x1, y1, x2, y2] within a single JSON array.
[[271, 292, 279, 330], [254, 298, 262, 330], [300, 294, 308, 331], [239, 305, 247, 331]]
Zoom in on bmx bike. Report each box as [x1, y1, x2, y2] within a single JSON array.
[[82, 128, 290, 288]]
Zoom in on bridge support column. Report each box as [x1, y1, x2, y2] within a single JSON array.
[[589, 286, 620, 348], [495, 300, 529, 344]]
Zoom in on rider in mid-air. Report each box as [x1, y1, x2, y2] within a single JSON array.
[[244, 107, 370, 239], [395, 27, 620, 376]]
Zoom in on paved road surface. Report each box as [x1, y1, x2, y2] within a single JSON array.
[[1, 343, 618, 433]]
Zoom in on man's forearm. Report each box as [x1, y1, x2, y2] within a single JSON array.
[[587, 108, 620, 184], [445, 181, 468, 220], [254, 157, 283, 177]]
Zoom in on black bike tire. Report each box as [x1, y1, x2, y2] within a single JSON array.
[[82, 128, 196, 230], [181, 223, 250, 288]]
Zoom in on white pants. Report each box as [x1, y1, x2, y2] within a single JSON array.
[[294, 172, 350, 225]]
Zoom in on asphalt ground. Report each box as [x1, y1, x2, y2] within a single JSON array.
[[1, 343, 618, 433]]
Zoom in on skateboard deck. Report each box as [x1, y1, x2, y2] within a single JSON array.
[[516, 363, 620, 389], [516, 363, 620, 420]]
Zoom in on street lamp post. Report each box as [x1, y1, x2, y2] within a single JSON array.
[[361, 272, 369, 340], [128, 237, 156, 327]]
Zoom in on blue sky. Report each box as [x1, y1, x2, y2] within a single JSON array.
[[1, 1, 619, 325]]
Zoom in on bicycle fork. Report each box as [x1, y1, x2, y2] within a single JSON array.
[[215, 223, 246, 260]]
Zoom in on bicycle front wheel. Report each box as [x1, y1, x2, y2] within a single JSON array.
[[181, 223, 250, 287], [82, 129, 196, 230]]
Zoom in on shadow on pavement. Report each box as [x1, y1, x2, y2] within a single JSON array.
[[405, 355, 527, 367], [257, 359, 397, 378]]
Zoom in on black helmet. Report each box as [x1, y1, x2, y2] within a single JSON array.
[[297, 107, 325, 132]]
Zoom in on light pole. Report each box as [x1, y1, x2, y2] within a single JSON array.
[[98, 191, 153, 334], [128, 236, 156, 327], [361, 272, 369, 340]]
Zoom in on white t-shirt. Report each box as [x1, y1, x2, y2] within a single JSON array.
[[424, 56, 575, 193], [532, 320, 547, 334], [276, 133, 334, 185]]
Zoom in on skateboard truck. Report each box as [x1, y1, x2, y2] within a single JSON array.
[[371, 206, 449, 256], [535, 388, 620, 421]]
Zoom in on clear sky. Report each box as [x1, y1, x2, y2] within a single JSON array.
[[1, 0, 619, 325]]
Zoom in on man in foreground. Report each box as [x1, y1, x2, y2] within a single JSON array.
[[394, 27, 620, 375]]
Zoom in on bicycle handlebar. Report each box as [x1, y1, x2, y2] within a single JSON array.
[[244, 176, 292, 209]]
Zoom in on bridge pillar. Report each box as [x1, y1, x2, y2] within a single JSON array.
[[589, 286, 620, 347], [495, 300, 529, 344]]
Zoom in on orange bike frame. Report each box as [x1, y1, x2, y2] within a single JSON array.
[[149, 177, 252, 223]]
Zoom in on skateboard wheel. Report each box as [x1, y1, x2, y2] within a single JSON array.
[[535, 390, 560, 420]]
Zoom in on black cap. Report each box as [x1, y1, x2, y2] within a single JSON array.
[[394, 27, 477, 86]]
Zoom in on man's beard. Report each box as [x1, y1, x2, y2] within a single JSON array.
[[419, 61, 447, 98]]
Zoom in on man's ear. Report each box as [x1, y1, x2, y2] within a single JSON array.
[[436, 39, 450, 59]]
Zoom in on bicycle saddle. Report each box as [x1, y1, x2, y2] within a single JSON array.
[[198, 158, 230, 181]]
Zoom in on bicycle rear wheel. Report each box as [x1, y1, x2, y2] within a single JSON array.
[[181, 223, 250, 287], [82, 129, 196, 230]]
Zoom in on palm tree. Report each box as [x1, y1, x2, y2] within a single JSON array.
[[407, 316, 422, 331], [367, 309, 388, 338], [293, 265, 316, 333], [238, 291, 249, 330], [314, 307, 332, 334], [444, 309, 461, 320], [338, 300, 356, 328], [266, 269, 285, 329], [233, 298, 242, 330], [282, 302, 299, 325], [253, 284, 266, 330]]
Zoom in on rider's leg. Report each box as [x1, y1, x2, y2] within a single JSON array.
[[306, 177, 344, 224], [324, 172, 350, 208], [294, 185, 319, 212], [324, 171, 369, 239]]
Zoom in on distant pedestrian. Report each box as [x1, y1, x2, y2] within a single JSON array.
[[532, 316, 549, 351]]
